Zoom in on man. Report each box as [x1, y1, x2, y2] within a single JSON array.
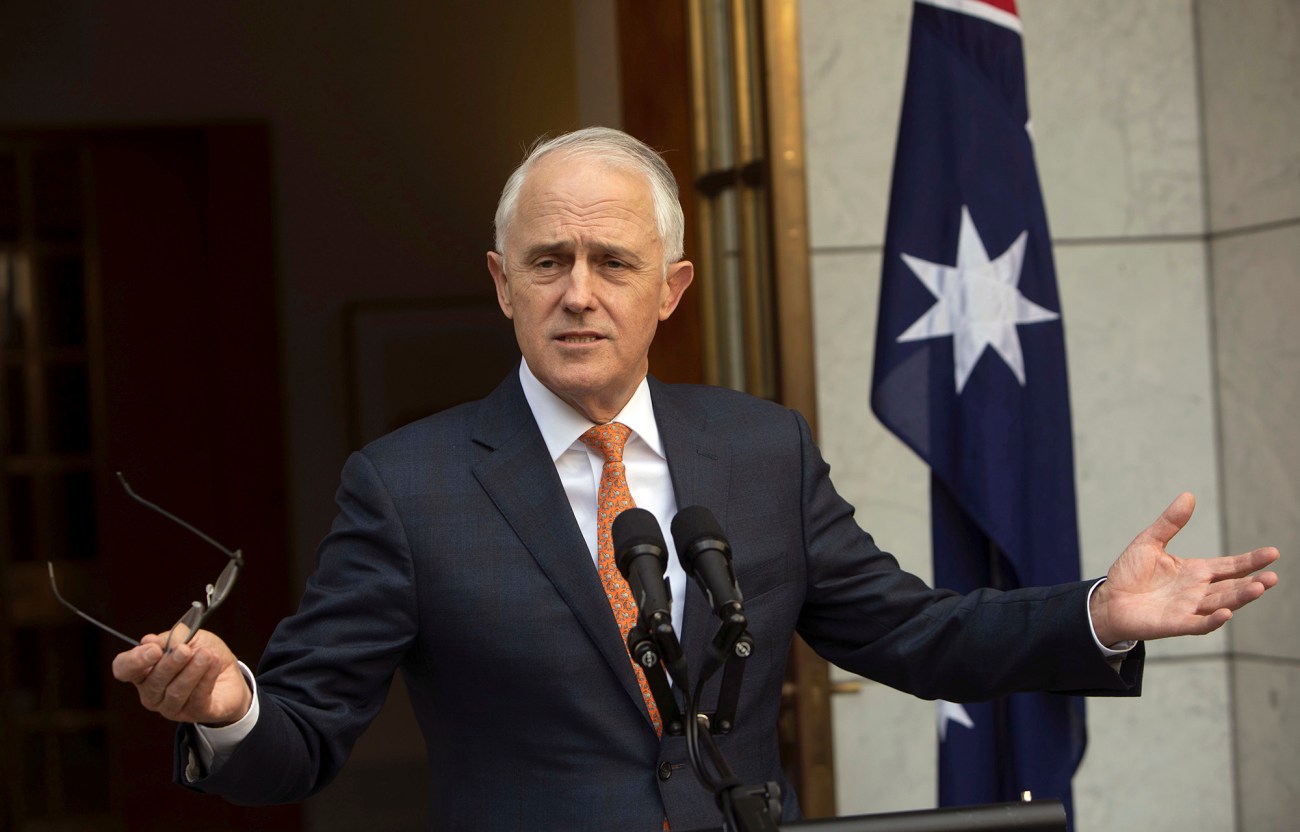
[[112, 128, 1279, 830]]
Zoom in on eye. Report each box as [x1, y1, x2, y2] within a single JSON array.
[[531, 256, 566, 277]]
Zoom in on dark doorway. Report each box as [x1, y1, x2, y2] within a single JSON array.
[[0, 124, 300, 832]]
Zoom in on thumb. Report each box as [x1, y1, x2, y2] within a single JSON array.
[[1138, 492, 1195, 548]]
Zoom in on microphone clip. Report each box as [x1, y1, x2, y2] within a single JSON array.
[[626, 621, 686, 736]]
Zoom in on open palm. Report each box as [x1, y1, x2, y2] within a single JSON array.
[[1090, 493, 1279, 646]]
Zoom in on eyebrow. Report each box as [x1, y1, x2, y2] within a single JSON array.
[[518, 241, 643, 265], [518, 241, 570, 262]]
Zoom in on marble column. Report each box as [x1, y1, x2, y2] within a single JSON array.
[[1199, 1, 1300, 828]]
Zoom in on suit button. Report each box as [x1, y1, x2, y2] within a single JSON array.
[[658, 762, 673, 781]]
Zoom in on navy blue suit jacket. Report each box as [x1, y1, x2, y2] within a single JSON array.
[[181, 369, 1141, 830]]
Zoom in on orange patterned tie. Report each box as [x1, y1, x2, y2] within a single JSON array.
[[580, 422, 664, 738]]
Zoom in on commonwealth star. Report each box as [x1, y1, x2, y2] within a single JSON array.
[[896, 206, 1059, 393]]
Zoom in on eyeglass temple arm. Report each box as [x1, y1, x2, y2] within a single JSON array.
[[116, 471, 242, 562], [47, 562, 141, 647]]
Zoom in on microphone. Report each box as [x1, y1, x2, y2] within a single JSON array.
[[612, 508, 674, 628], [613, 508, 685, 683], [670, 506, 743, 620]]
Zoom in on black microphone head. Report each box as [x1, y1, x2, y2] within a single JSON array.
[[612, 507, 668, 577], [670, 505, 730, 576]]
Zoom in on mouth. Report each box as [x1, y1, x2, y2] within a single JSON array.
[[554, 332, 605, 345]]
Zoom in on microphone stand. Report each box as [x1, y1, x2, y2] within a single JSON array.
[[626, 599, 779, 831], [618, 506, 780, 831], [682, 604, 782, 832]]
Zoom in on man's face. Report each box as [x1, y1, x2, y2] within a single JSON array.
[[487, 154, 693, 423]]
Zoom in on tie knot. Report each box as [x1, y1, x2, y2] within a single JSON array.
[[580, 422, 632, 464]]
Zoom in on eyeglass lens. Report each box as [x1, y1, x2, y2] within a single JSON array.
[[163, 557, 241, 651], [209, 558, 240, 607]]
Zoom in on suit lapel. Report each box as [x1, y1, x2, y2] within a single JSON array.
[[470, 370, 649, 721], [650, 378, 731, 681]]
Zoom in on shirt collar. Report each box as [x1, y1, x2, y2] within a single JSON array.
[[519, 359, 664, 462]]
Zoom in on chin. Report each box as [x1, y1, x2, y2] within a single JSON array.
[[536, 363, 601, 390], [553, 374, 612, 401]]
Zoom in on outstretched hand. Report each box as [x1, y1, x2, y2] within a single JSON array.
[[1090, 493, 1279, 646], [111, 629, 252, 727]]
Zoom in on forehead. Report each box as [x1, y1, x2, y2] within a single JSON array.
[[509, 154, 659, 247]]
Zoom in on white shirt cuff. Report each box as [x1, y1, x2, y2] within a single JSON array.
[[1087, 578, 1137, 658], [188, 661, 259, 780]]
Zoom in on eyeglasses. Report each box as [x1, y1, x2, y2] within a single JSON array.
[[48, 472, 244, 651]]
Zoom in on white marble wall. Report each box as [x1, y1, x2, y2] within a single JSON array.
[[1198, 1, 1300, 828], [801, 0, 1298, 828]]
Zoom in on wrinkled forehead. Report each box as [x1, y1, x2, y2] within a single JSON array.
[[509, 154, 660, 241]]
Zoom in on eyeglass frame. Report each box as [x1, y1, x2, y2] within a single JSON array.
[[47, 471, 244, 650]]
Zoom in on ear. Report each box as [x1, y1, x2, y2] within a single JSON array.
[[487, 251, 514, 319], [658, 260, 694, 321]]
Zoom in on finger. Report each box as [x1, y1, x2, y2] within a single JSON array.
[[1201, 573, 1275, 613], [135, 642, 196, 711], [1137, 492, 1195, 547], [156, 648, 218, 721], [1205, 547, 1281, 581], [1192, 608, 1234, 636], [186, 651, 224, 715], [111, 642, 164, 683], [186, 629, 222, 651], [1247, 546, 1281, 571]]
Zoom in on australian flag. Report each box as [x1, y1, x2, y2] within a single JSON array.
[[870, 0, 1086, 825]]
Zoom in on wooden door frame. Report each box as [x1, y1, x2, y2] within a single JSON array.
[[618, 0, 834, 817]]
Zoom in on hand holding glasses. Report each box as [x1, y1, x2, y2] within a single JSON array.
[[48, 472, 244, 652]]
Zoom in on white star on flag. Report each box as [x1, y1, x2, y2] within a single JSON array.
[[937, 699, 975, 742], [896, 205, 1059, 393]]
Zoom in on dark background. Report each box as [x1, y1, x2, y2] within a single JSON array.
[[0, 2, 642, 829]]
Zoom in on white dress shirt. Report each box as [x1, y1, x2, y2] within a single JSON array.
[[518, 359, 688, 638]]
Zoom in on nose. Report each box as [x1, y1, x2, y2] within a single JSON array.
[[561, 262, 596, 313]]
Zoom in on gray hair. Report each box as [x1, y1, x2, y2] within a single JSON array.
[[493, 127, 685, 267]]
